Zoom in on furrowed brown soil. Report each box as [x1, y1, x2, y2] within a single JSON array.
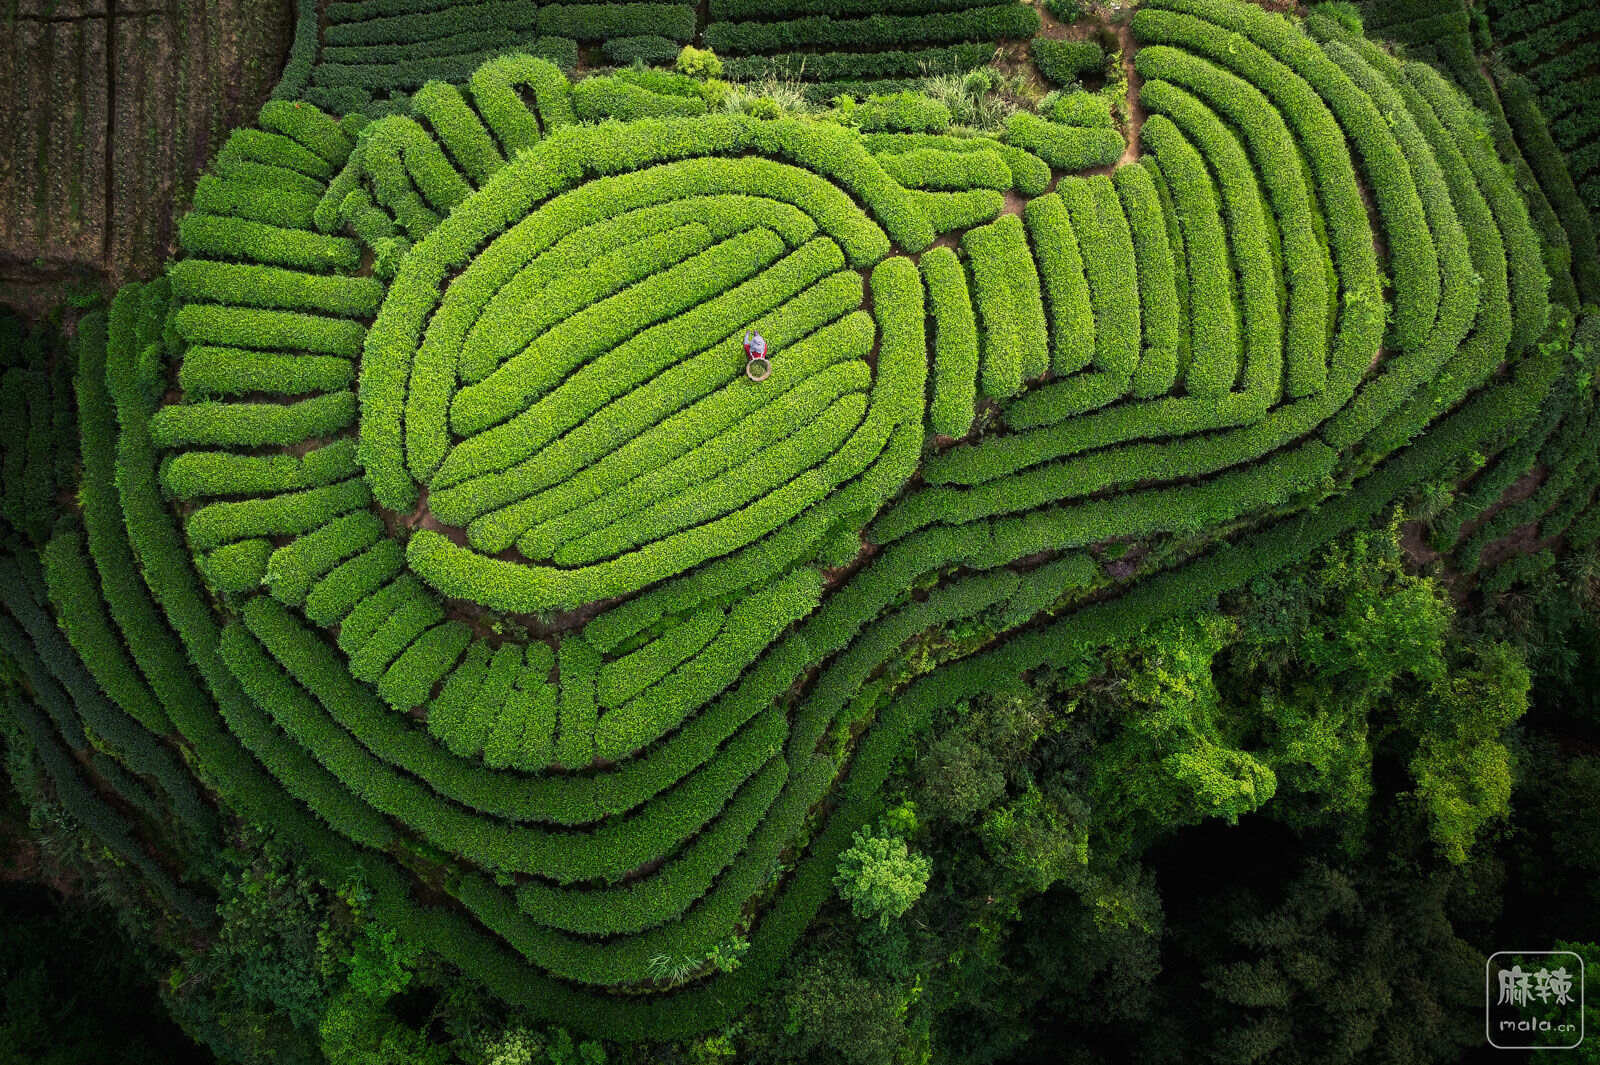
[[0, 0, 294, 290]]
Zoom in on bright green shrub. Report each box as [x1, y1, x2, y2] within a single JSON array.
[[178, 346, 355, 398], [923, 246, 980, 437], [1056, 175, 1140, 379], [833, 826, 929, 927], [215, 150, 326, 197], [614, 66, 704, 98], [908, 188, 1005, 232], [265, 511, 387, 606], [1004, 112, 1123, 171], [572, 75, 710, 121], [675, 44, 723, 77], [1113, 163, 1179, 398], [1042, 90, 1116, 127], [854, 92, 952, 133], [148, 392, 356, 449], [178, 214, 361, 273], [1139, 114, 1237, 397], [964, 214, 1048, 397]]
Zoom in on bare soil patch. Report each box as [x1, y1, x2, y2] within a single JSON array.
[[0, 1, 294, 288]]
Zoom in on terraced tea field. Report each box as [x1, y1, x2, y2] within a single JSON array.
[[1, 0, 1598, 1050]]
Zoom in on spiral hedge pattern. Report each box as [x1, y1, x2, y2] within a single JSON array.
[[4, 0, 1597, 1042]]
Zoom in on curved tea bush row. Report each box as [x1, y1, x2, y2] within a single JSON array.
[[923, 246, 981, 437], [1114, 163, 1180, 399], [1022, 190, 1094, 379], [1145, 0, 1440, 352], [863, 132, 1051, 196], [1314, 24, 1526, 461], [1143, 82, 1284, 403], [439, 244, 861, 533], [488, 309, 874, 560], [1134, 45, 1332, 399], [337, 110, 943, 613], [1136, 115, 1238, 399], [403, 257, 925, 612], [907, 0, 1532, 580], [964, 214, 1049, 399], [1004, 113, 1124, 172], [1058, 175, 1141, 381], [1358, 0, 1597, 307]]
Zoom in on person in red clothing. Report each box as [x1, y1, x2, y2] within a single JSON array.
[[743, 329, 771, 382]]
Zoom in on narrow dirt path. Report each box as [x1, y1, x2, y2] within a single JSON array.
[[1114, 20, 1145, 168]]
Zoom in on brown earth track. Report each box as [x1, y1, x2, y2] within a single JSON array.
[[0, 1, 294, 291]]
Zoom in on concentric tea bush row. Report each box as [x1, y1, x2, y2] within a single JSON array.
[[2, 0, 1588, 1042], [1354, 0, 1600, 311]]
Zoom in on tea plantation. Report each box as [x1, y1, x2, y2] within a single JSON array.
[[1, 0, 1597, 1061]]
